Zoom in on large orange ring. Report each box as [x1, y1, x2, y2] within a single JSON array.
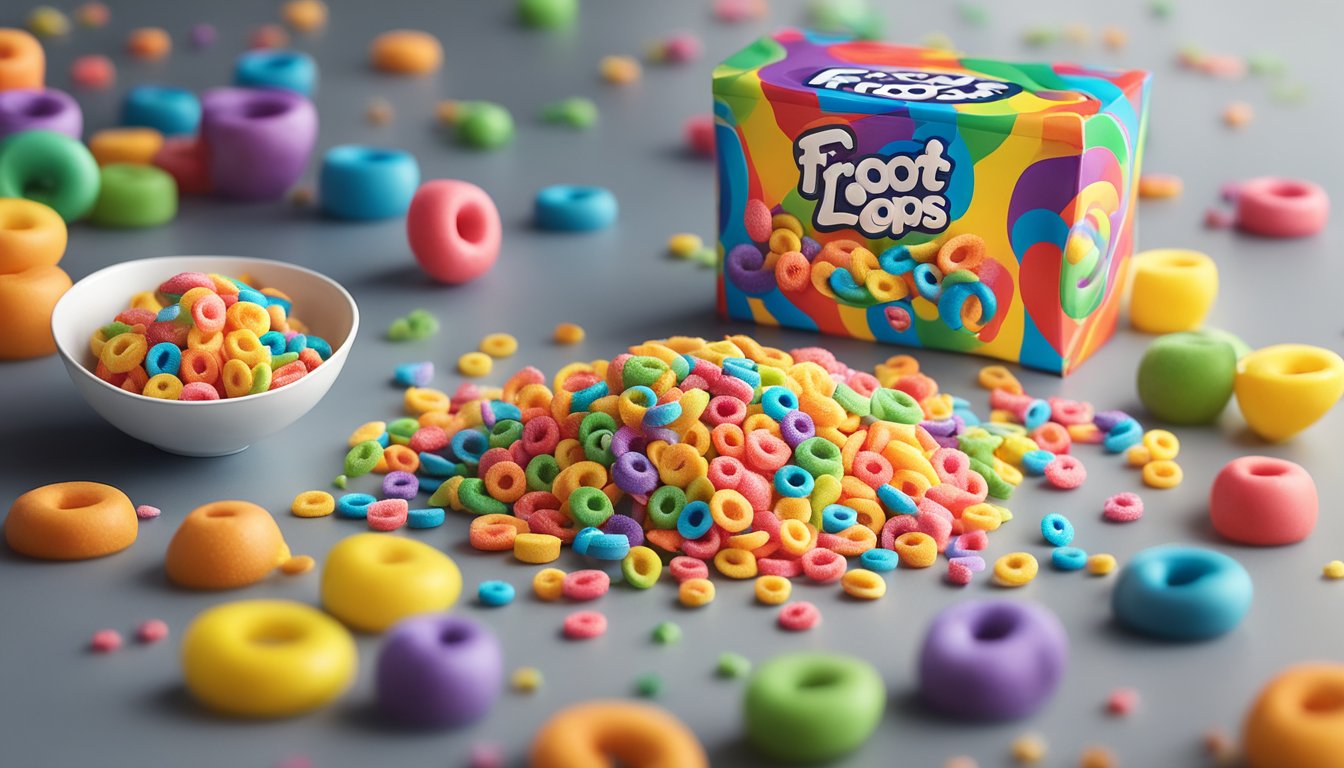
[[1244, 663, 1344, 768], [528, 700, 708, 768], [0, 29, 45, 90], [0, 198, 66, 274], [4, 481, 137, 560], [0, 263, 70, 359], [165, 500, 292, 589]]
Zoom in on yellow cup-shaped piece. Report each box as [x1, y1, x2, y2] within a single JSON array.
[[320, 533, 461, 632], [1129, 248, 1218, 333], [1235, 344, 1344, 442]]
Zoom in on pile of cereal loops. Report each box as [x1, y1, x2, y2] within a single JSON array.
[[305, 335, 1167, 600], [90, 272, 333, 400]]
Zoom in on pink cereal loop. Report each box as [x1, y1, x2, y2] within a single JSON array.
[[669, 555, 709, 583], [367, 499, 409, 531], [1044, 455, 1087, 490], [800, 547, 845, 583], [562, 610, 608, 639], [757, 557, 803, 578], [1103, 492, 1144, 522], [561, 569, 611, 601], [778, 601, 821, 631]]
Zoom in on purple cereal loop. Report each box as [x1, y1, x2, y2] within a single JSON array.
[[612, 451, 660, 496], [950, 555, 986, 573], [600, 513, 645, 548], [610, 426, 646, 458], [779, 409, 815, 448], [382, 470, 419, 500], [931, 434, 960, 450], [1093, 410, 1131, 432], [800, 236, 821, 259], [643, 427, 679, 445], [921, 419, 958, 437], [480, 400, 497, 429], [725, 243, 777, 295]]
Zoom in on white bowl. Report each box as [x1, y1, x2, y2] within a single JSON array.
[[51, 256, 359, 457]]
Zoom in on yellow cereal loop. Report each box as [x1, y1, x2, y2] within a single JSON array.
[[841, 568, 886, 600], [993, 552, 1039, 587], [553, 322, 585, 344], [533, 567, 567, 601], [89, 328, 108, 359], [667, 233, 702, 257], [773, 497, 812, 522], [713, 547, 758, 579], [1142, 459, 1183, 489], [405, 386, 450, 414], [100, 331, 147, 373], [514, 533, 562, 564], [480, 332, 518, 358], [753, 575, 792, 605], [1086, 553, 1117, 575], [349, 421, 386, 447], [511, 666, 543, 692], [187, 327, 223, 353], [129, 290, 162, 312], [142, 372, 183, 399], [960, 503, 1002, 532], [291, 490, 335, 518], [1141, 429, 1180, 461], [225, 300, 270, 336], [1324, 561, 1344, 580], [178, 286, 214, 312], [221, 358, 253, 398], [978, 364, 1024, 394], [223, 329, 269, 367], [458, 351, 493, 377], [320, 534, 461, 632], [678, 577, 715, 607]]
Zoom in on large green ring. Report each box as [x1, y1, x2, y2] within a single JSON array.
[[89, 164, 177, 228], [0, 130, 101, 222], [744, 652, 886, 763]]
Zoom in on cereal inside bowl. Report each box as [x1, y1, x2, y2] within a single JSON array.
[[51, 256, 358, 456]]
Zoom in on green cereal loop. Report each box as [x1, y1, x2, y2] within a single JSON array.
[[101, 321, 132, 338], [669, 353, 691, 382], [488, 419, 524, 449], [982, 422, 1027, 437], [869, 388, 923, 424], [646, 485, 686, 529], [428, 479, 454, 508], [744, 652, 886, 764], [387, 417, 419, 445], [578, 411, 617, 444], [248, 362, 272, 393], [941, 269, 980, 287], [459, 478, 509, 516], [634, 673, 663, 698], [621, 356, 669, 389], [969, 457, 1014, 500], [582, 429, 615, 467], [717, 652, 753, 679], [831, 383, 871, 417], [387, 317, 413, 341], [758, 365, 787, 390], [271, 351, 299, 367], [652, 620, 682, 644], [794, 437, 843, 479], [567, 486, 613, 527], [957, 433, 1001, 462], [621, 550, 661, 590], [344, 440, 383, 478], [525, 454, 560, 492], [89, 164, 177, 229]]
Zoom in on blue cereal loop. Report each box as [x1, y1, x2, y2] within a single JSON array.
[[336, 493, 376, 519], [570, 381, 609, 412], [724, 361, 762, 390], [1103, 418, 1144, 454], [1051, 546, 1088, 571], [477, 580, 516, 607], [773, 465, 815, 498], [258, 331, 287, 356], [407, 507, 446, 528], [586, 532, 632, 561], [878, 243, 917, 274], [876, 484, 918, 516], [572, 526, 603, 557], [307, 336, 332, 360], [155, 304, 181, 322], [722, 357, 758, 371], [534, 184, 619, 232], [285, 333, 308, 354], [394, 361, 434, 387], [913, 262, 943, 301], [677, 500, 713, 540], [1023, 399, 1052, 431], [418, 453, 462, 478], [146, 342, 181, 377], [489, 401, 523, 422], [860, 548, 900, 572], [827, 268, 872, 304], [643, 400, 682, 428], [376, 432, 391, 448], [236, 288, 269, 307], [1021, 449, 1055, 476], [450, 429, 488, 465], [822, 504, 857, 533], [1040, 513, 1075, 547], [760, 386, 799, 421]]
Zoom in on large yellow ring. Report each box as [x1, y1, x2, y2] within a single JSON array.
[[320, 532, 461, 632]]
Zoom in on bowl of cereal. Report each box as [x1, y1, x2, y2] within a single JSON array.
[[51, 256, 359, 456]]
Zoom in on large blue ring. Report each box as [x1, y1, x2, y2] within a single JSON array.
[[1112, 545, 1253, 641]]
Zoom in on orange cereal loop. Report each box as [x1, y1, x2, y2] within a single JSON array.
[[0, 28, 44, 90], [164, 501, 293, 589], [5, 481, 137, 560], [554, 322, 585, 344], [484, 461, 528, 503], [127, 27, 171, 60], [370, 30, 442, 75], [600, 54, 641, 84], [936, 233, 986, 274], [0, 198, 66, 274], [88, 127, 164, 166], [0, 264, 71, 360], [380, 444, 419, 474], [225, 300, 270, 336], [977, 365, 1022, 394], [281, 0, 328, 32], [883, 354, 920, 377]]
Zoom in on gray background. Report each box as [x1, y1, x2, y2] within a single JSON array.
[[1, 1, 1342, 766]]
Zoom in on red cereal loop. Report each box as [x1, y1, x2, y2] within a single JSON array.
[[522, 416, 561, 457], [846, 371, 880, 396], [679, 526, 725, 560], [1031, 421, 1072, 454], [735, 470, 773, 512], [778, 601, 821, 631], [561, 569, 611, 601], [514, 492, 560, 522], [800, 548, 845, 583], [476, 447, 513, 479], [1044, 455, 1087, 490], [743, 199, 772, 243], [1102, 492, 1144, 523], [367, 499, 408, 531], [757, 557, 803, 578], [947, 559, 974, 586], [562, 610, 608, 640], [669, 556, 709, 583], [528, 508, 578, 543], [894, 373, 938, 403], [409, 426, 449, 453], [743, 430, 790, 474], [880, 514, 919, 549], [850, 450, 893, 488], [958, 529, 988, 550], [917, 509, 953, 552], [931, 448, 971, 487]]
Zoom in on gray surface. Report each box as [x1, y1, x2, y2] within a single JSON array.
[[1, 1, 1342, 766]]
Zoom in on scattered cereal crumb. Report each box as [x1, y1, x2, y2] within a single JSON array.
[[70, 55, 116, 90], [90, 629, 122, 653], [945, 757, 979, 768], [366, 98, 394, 126], [127, 27, 172, 61], [716, 652, 752, 679], [249, 23, 290, 49], [1063, 23, 1090, 44], [1324, 560, 1344, 580], [290, 185, 315, 207], [468, 743, 504, 768], [652, 620, 682, 645], [713, 0, 767, 23], [1204, 208, 1234, 229], [668, 233, 704, 258], [1022, 26, 1058, 47], [190, 23, 217, 49], [511, 666, 543, 692], [1203, 728, 1237, 764], [135, 504, 161, 520], [28, 6, 70, 37], [958, 3, 989, 26], [1101, 26, 1127, 50], [1106, 687, 1139, 716], [553, 322, 585, 345], [1138, 173, 1182, 199], [599, 55, 641, 85], [281, 0, 328, 33], [136, 619, 169, 644], [923, 32, 955, 51], [74, 2, 110, 28], [1078, 745, 1117, 768], [280, 555, 316, 575], [1086, 553, 1117, 575], [333, 474, 348, 489], [1223, 101, 1253, 128], [1011, 732, 1048, 764], [634, 672, 664, 698]]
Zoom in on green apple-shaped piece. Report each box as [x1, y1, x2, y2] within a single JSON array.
[[1137, 331, 1238, 425]]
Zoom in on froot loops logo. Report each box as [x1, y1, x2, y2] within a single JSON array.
[[806, 67, 1022, 104], [795, 125, 953, 239]]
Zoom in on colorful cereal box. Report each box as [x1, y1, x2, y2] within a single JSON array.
[[713, 30, 1151, 374]]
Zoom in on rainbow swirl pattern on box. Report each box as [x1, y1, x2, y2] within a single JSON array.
[[713, 30, 1151, 374]]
